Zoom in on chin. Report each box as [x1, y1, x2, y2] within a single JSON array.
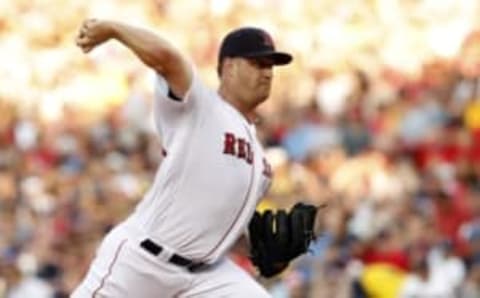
[[256, 94, 269, 104]]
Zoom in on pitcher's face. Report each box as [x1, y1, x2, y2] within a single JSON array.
[[224, 57, 274, 108]]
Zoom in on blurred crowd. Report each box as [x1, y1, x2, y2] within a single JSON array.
[[258, 52, 480, 297], [3, 0, 480, 297]]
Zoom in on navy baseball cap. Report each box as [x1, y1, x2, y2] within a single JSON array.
[[218, 27, 293, 66]]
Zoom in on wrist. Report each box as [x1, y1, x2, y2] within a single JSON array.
[[103, 20, 119, 40]]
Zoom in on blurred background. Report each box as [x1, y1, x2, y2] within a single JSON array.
[[2, 0, 480, 297]]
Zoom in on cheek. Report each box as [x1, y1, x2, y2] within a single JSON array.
[[239, 70, 257, 88], [249, 70, 263, 85]]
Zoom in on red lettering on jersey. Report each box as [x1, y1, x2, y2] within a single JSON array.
[[223, 132, 255, 165], [262, 158, 273, 178], [237, 138, 247, 159], [246, 142, 254, 164], [223, 132, 236, 155]]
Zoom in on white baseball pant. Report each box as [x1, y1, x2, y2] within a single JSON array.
[[70, 222, 271, 298]]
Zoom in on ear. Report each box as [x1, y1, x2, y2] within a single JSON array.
[[222, 58, 234, 78]]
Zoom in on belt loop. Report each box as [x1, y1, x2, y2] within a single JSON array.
[[157, 245, 174, 263], [159, 246, 173, 262]]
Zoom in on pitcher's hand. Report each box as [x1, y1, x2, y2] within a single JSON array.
[[76, 19, 114, 53]]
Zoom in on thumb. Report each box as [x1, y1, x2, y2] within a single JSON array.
[[81, 45, 95, 53]]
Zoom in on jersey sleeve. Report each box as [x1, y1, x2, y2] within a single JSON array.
[[152, 66, 215, 147]]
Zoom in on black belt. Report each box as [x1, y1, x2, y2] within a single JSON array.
[[140, 239, 206, 272]]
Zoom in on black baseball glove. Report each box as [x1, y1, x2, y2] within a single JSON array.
[[248, 202, 318, 278]]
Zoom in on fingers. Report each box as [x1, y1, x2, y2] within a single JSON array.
[[75, 19, 99, 53], [81, 45, 95, 54], [81, 18, 97, 32], [78, 20, 91, 38], [75, 35, 93, 53], [78, 26, 87, 38], [80, 45, 94, 54], [75, 35, 88, 46]]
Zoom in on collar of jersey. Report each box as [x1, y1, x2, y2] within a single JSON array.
[[218, 96, 256, 129]]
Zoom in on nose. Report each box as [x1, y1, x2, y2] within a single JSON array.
[[262, 67, 272, 80]]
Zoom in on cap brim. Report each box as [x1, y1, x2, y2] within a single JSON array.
[[243, 51, 293, 65]]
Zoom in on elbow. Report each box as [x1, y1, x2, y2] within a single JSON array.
[[147, 46, 178, 75], [145, 52, 168, 73]]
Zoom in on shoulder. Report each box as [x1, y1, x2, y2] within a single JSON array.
[[154, 68, 219, 109]]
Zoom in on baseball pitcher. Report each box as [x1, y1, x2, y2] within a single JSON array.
[[72, 19, 318, 297]]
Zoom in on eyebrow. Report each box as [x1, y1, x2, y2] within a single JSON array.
[[248, 58, 274, 67]]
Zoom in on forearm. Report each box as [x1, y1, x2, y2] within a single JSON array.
[[76, 19, 191, 97], [109, 22, 177, 74]]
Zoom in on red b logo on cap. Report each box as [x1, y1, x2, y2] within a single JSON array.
[[261, 33, 273, 47]]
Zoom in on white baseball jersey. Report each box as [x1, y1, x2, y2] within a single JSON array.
[[128, 66, 273, 264]]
